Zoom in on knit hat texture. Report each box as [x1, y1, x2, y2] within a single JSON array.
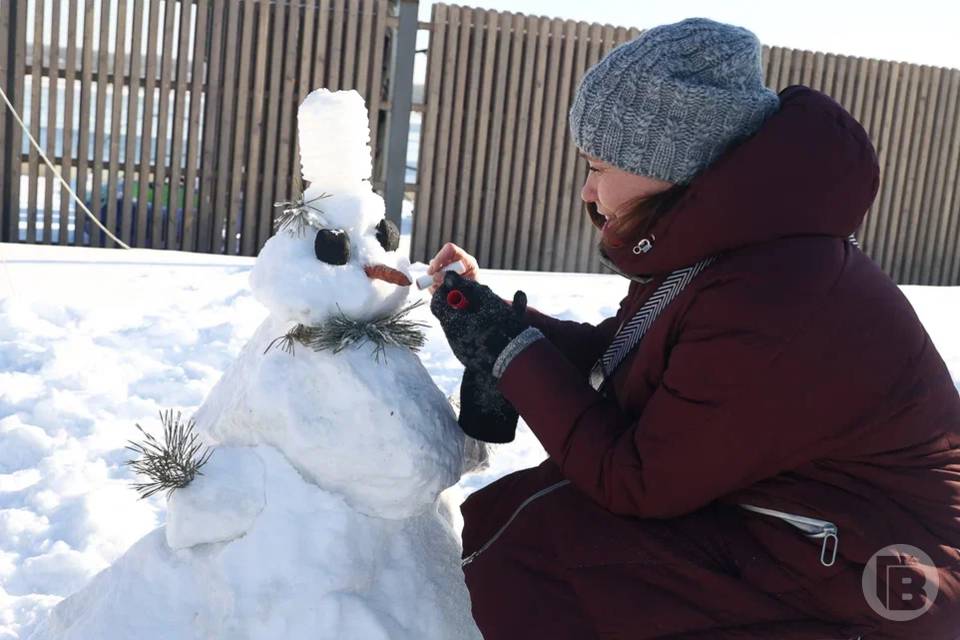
[[568, 17, 780, 184]]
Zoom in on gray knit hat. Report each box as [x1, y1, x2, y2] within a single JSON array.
[[569, 17, 780, 185]]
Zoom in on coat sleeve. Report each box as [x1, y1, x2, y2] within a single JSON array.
[[519, 282, 637, 375], [497, 276, 828, 519]]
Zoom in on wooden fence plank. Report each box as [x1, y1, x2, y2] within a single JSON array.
[[528, 17, 564, 271], [268, 0, 302, 251], [833, 55, 849, 105], [89, 0, 112, 245], [57, 0, 79, 244], [10, 0, 28, 242], [901, 66, 939, 282], [165, 0, 193, 250], [135, 0, 160, 247], [26, 0, 44, 243], [212, 0, 241, 253], [503, 13, 537, 268], [517, 16, 549, 269], [767, 46, 783, 89], [149, 0, 177, 247], [934, 70, 960, 284], [240, 0, 271, 256], [427, 6, 462, 253], [541, 20, 590, 271], [255, 0, 288, 255], [0, 1, 8, 242], [197, 0, 224, 251], [120, 0, 144, 246], [226, 0, 257, 254], [779, 46, 793, 91], [328, 0, 344, 91], [464, 7, 494, 257], [41, 0, 62, 243], [355, 0, 373, 104], [800, 50, 815, 87], [105, 0, 127, 247], [892, 65, 929, 280], [313, 0, 330, 89], [291, 0, 318, 200], [455, 7, 481, 251], [878, 63, 920, 274], [411, 2, 444, 262], [427, 4, 458, 258], [73, 0, 95, 246], [914, 66, 952, 283], [443, 8, 472, 249], [477, 10, 513, 267], [863, 61, 894, 254], [366, 0, 387, 174], [343, 0, 359, 89], [181, 0, 210, 252]]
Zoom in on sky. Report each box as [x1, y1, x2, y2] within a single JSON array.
[[416, 0, 960, 71]]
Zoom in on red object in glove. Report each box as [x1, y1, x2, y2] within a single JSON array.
[[447, 289, 469, 310]]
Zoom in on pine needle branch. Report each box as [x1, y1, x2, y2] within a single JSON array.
[[273, 192, 333, 236], [125, 410, 214, 499]]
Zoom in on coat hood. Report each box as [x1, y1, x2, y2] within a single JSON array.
[[598, 86, 881, 275]]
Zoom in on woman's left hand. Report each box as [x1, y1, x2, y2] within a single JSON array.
[[430, 271, 528, 374]]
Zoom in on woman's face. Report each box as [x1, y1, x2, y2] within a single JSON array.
[[579, 152, 674, 224]]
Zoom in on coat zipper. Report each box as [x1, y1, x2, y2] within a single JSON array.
[[461, 480, 571, 568], [740, 503, 840, 567]]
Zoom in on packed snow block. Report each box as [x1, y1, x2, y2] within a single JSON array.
[[298, 89, 373, 189], [165, 447, 266, 550]]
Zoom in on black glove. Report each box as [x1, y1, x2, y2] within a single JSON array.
[[458, 368, 519, 443], [430, 271, 528, 374]]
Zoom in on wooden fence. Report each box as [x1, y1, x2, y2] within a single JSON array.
[[0, 0, 399, 255], [413, 4, 960, 285]]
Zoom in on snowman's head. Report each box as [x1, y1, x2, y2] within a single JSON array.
[[249, 88, 412, 325]]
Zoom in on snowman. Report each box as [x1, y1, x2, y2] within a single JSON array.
[[29, 90, 483, 640]]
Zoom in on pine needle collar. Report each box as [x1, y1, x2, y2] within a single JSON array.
[[265, 300, 428, 361]]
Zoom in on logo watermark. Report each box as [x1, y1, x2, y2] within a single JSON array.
[[862, 544, 939, 621]]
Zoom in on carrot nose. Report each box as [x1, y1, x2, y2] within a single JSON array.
[[446, 289, 468, 310]]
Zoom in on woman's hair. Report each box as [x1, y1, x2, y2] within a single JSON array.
[[586, 183, 690, 242]]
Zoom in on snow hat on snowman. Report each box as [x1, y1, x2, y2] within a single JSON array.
[[568, 17, 780, 185]]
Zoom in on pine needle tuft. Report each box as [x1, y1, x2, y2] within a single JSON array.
[[125, 410, 214, 499], [273, 192, 332, 236], [265, 300, 428, 361]]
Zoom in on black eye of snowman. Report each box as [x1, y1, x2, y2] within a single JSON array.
[[314, 228, 351, 265], [375, 218, 400, 253]]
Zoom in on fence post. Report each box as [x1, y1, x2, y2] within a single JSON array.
[[383, 0, 418, 233], [0, 0, 13, 243]]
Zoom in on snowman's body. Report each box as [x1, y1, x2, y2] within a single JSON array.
[[30, 90, 481, 640]]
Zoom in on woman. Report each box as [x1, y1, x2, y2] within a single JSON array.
[[427, 17, 960, 640]]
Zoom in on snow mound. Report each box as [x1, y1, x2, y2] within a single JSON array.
[[29, 446, 476, 640]]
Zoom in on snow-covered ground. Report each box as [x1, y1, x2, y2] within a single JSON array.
[[0, 238, 958, 638]]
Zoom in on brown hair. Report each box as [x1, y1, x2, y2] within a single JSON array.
[[586, 182, 690, 242]]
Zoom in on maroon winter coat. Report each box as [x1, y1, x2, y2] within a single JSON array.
[[460, 86, 960, 639]]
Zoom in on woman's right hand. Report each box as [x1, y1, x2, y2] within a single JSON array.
[[426, 242, 480, 292]]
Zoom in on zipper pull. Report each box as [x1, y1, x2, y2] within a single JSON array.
[[820, 527, 839, 567], [633, 234, 655, 255]]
